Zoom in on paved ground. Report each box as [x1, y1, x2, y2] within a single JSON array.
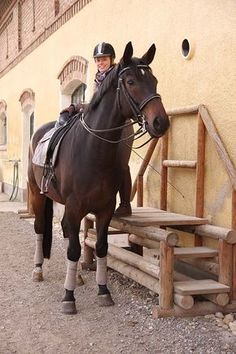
[[0, 193, 27, 213], [1, 193, 236, 353]]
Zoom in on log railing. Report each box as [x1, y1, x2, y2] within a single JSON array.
[[130, 104, 236, 300]]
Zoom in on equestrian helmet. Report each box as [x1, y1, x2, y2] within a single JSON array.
[[93, 42, 116, 59]]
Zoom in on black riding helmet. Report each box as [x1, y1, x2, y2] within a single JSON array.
[[93, 42, 116, 59]]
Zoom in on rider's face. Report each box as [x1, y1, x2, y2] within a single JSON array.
[[94, 56, 112, 73]]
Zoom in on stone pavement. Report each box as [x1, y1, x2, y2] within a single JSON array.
[[0, 193, 27, 213]]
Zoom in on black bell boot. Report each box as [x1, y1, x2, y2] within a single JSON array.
[[114, 168, 132, 217], [114, 202, 132, 217]]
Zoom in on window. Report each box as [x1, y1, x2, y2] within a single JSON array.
[[0, 113, 7, 146], [30, 112, 34, 138], [54, 0, 60, 16], [71, 84, 86, 104]]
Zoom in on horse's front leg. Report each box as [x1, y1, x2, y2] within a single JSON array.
[[95, 204, 116, 307], [61, 208, 81, 315]]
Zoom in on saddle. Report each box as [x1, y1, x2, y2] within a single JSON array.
[[32, 114, 80, 194]]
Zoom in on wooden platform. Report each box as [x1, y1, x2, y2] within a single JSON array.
[[111, 207, 209, 227]]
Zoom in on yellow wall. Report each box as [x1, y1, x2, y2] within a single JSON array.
[[0, 0, 236, 229]]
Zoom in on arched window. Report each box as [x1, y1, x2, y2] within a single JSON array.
[[71, 84, 86, 104], [0, 100, 7, 148], [30, 112, 34, 138], [0, 113, 7, 146], [19, 89, 35, 190], [54, 0, 60, 16], [57, 56, 88, 109]]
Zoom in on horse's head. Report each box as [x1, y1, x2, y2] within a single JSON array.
[[118, 42, 170, 138]]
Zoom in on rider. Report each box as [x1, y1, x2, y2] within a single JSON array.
[[56, 42, 133, 217]]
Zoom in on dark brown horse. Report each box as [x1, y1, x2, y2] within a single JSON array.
[[28, 42, 170, 314]]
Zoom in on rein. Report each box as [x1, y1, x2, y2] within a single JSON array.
[[80, 115, 144, 144]]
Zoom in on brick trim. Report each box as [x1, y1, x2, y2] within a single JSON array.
[[19, 89, 35, 111], [58, 56, 88, 92], [0, 0, 92, 79]]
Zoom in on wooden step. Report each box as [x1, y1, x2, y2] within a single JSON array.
[[110, 207, 209, 227], [174, 247, 218, 258], [163, 160, 197, 168], [174, 279, 230, 295]]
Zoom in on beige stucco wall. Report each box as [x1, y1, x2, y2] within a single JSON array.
[[0, 0, 235, 230]]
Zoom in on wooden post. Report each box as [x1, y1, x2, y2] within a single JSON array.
[[82, 217, 94, 267], [159, 241, 174, 309], [137, 175, 143, 207], [160, 133, 168, 210], [232, 189, 236, 299], [218, 240, 233, 299], [195, 112, 205, 246]]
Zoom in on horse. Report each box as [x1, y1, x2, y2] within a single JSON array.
[[28, 42, 170, 315]]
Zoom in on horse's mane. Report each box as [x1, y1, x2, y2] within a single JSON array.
[[84, 58, 149, 114], [86, 64, 120, 112]]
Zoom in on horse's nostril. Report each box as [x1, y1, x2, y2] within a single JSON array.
[[153, 117, 160, 131], [153, 116, 170, 134]]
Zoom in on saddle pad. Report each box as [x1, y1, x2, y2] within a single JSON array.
[[32, 127, 57, 167], [32, 115, 79, 167]]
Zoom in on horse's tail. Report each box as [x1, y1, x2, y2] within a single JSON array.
[[43, 197, 53, 259]]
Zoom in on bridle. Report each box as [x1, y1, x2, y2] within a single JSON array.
[[117, 64, 161, 128], [79, 64, 161, 145]]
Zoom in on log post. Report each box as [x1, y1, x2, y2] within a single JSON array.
[[160, 133, 168, 210], [218, 240, 233, 300], [159, 241, 174, 309], [136, 175, 143, 207], [195, 112, 205, 246], [82, 217, 94, 267]]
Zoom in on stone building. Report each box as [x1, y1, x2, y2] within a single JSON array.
[[0, 0, 235, 232]]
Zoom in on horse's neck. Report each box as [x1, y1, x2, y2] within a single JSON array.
[[87, 90, 124, 130]]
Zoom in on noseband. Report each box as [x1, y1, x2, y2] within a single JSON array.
[[117, 65, 161, 127]]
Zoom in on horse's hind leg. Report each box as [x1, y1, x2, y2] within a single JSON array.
[[30, 189, 53, 282], [61, 207, 81, 315]]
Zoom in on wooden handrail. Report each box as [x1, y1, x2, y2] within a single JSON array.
[[131, 104, 236, 202], [198, 105, 236, 190]]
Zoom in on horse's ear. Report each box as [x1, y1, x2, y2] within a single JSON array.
[[141, 44, 156, 65], [121, 41, 133, 65]]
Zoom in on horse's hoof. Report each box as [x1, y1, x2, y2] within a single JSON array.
[[97, 293, 115, 307], [32, 267, 43, 282], [62, 301, 77, 315], [77, 274, 84, 286], [81, 261, 96, 271]]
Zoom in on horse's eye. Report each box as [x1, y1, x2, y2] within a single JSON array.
[[127, 80, 134, 85]]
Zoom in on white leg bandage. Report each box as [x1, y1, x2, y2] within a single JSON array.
[[64, 260, 78, 291], [96, 256, 107, 285], [34, 234, 44, 265]]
